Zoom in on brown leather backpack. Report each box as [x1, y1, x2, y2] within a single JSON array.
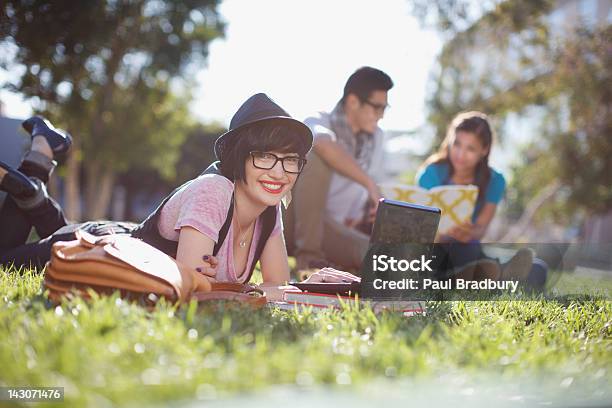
[[43, 230, 267, 307]]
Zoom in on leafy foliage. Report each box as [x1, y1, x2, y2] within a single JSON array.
[[0, 0, 224, 218], [419, 0, 611, 218], [1, 1, 224, 101], [174, 122, 225, 183], [550, 27, 612, 214]]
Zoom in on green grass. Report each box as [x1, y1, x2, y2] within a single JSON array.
[[1, 265, 611, 407]]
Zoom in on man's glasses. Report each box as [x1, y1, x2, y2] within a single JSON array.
[[250, 151, 307, 174], [361, 99, 389, 114]]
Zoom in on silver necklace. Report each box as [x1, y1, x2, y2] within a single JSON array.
[[234, 200, 253, 248]]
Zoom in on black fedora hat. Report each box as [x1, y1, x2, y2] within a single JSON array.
[[214, 93, 313, 161]]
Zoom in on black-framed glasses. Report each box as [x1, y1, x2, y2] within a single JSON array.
[[250, 151, 307, 174], [361, 99, 389, 114]]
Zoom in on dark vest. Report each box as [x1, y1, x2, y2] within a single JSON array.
[[130, 162, 276, 283]]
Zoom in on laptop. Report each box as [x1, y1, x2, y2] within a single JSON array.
[[292, 198, 441, 295]]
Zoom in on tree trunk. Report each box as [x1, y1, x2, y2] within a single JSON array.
[[84, 160, 99, 218], [46, 171, 60, 201], [93, 169, 115, 220], [84, 36, 124, 220], [84, 162, 115, 220]]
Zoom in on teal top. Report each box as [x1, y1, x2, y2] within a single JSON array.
[[416, 162, 506, 222]]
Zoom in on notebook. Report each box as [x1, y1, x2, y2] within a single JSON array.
[[380, 182, 478, 234]]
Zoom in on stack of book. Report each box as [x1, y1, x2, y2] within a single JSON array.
[[269, 291, 426, 316]]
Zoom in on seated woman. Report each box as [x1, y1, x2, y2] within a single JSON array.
[[416, 111, 533, 281], [0, 93, 353, 300]]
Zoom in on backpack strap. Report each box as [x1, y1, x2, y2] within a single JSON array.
[[132, 162, 232, 258], [242, 205, 277, 284], [203, 162, 234, 256], [213, 195, 233, 256], [204, 162, 277, 284], [132, 160, 276, 281]]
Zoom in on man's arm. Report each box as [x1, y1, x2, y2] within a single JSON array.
[[313, 138, 380, 204]]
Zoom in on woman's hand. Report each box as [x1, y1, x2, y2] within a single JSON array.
[[258, 283, 300, 302], [302, 267, 361, 283], [446, 222, 475, 243], [196, 255, 218, 282], [365, 179, 382, 222], [177, 226, 218, 281]]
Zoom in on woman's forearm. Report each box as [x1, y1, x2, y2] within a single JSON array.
[[471, 223, 488, 240], [471, 203, 497, 241], [258, 233, 292, 284]]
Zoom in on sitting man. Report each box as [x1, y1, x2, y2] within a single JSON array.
[[285, 66, 393, 272]]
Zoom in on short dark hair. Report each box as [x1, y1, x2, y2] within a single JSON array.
[[219, 120, 310, 183], [341, 66, 394, 104]]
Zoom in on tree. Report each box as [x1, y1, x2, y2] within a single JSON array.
[[413, 0, 611, 223], [174, 122, 224, 183], [116, 122, 224, 221], [519, 27, 612, 216], [410, 0, 501, 37], [0, 0, 224, 219], [420, 0, 553, 145]]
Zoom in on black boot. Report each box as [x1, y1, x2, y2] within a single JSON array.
[[0, 160, 38, 199], [22, 116, 72, 164]]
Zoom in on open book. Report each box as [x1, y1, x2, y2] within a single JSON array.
[[272, 291, 426, 316], [379, 183, 479, 234]]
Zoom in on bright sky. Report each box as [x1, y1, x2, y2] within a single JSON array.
[[1, 0, 441, 132], [2, 1, 526, 172], [192, 0, 441, 131]]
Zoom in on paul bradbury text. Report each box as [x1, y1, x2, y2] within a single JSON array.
[[372, 278, 520, 293]]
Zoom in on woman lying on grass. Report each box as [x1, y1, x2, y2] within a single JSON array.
[[0, 93, 357, 300]]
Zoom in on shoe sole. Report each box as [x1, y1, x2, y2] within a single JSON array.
[[501, 248, 534, 281]]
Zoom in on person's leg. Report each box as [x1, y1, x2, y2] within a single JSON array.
[[431, 243, 453, 280], [0, 194, 33, 249], [0, 165, 67, 268], [0, 158, 64, 248], [525, 257, 548, 292], [23, 191, 68, 239], [15, 118, 71, 238], [0, 116, 71, 257], [0, 158, 42, 248], [439, 239, 501, 280], [288, 152, 333, 269], [446, 241, 534, 282], [321, 216, 370, 272], [9, 150, 68, 239], [0, 228, 78, 270], [499, 247, 534, 281]]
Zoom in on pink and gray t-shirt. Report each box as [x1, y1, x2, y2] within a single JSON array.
[[157, 174, 282, 282]]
